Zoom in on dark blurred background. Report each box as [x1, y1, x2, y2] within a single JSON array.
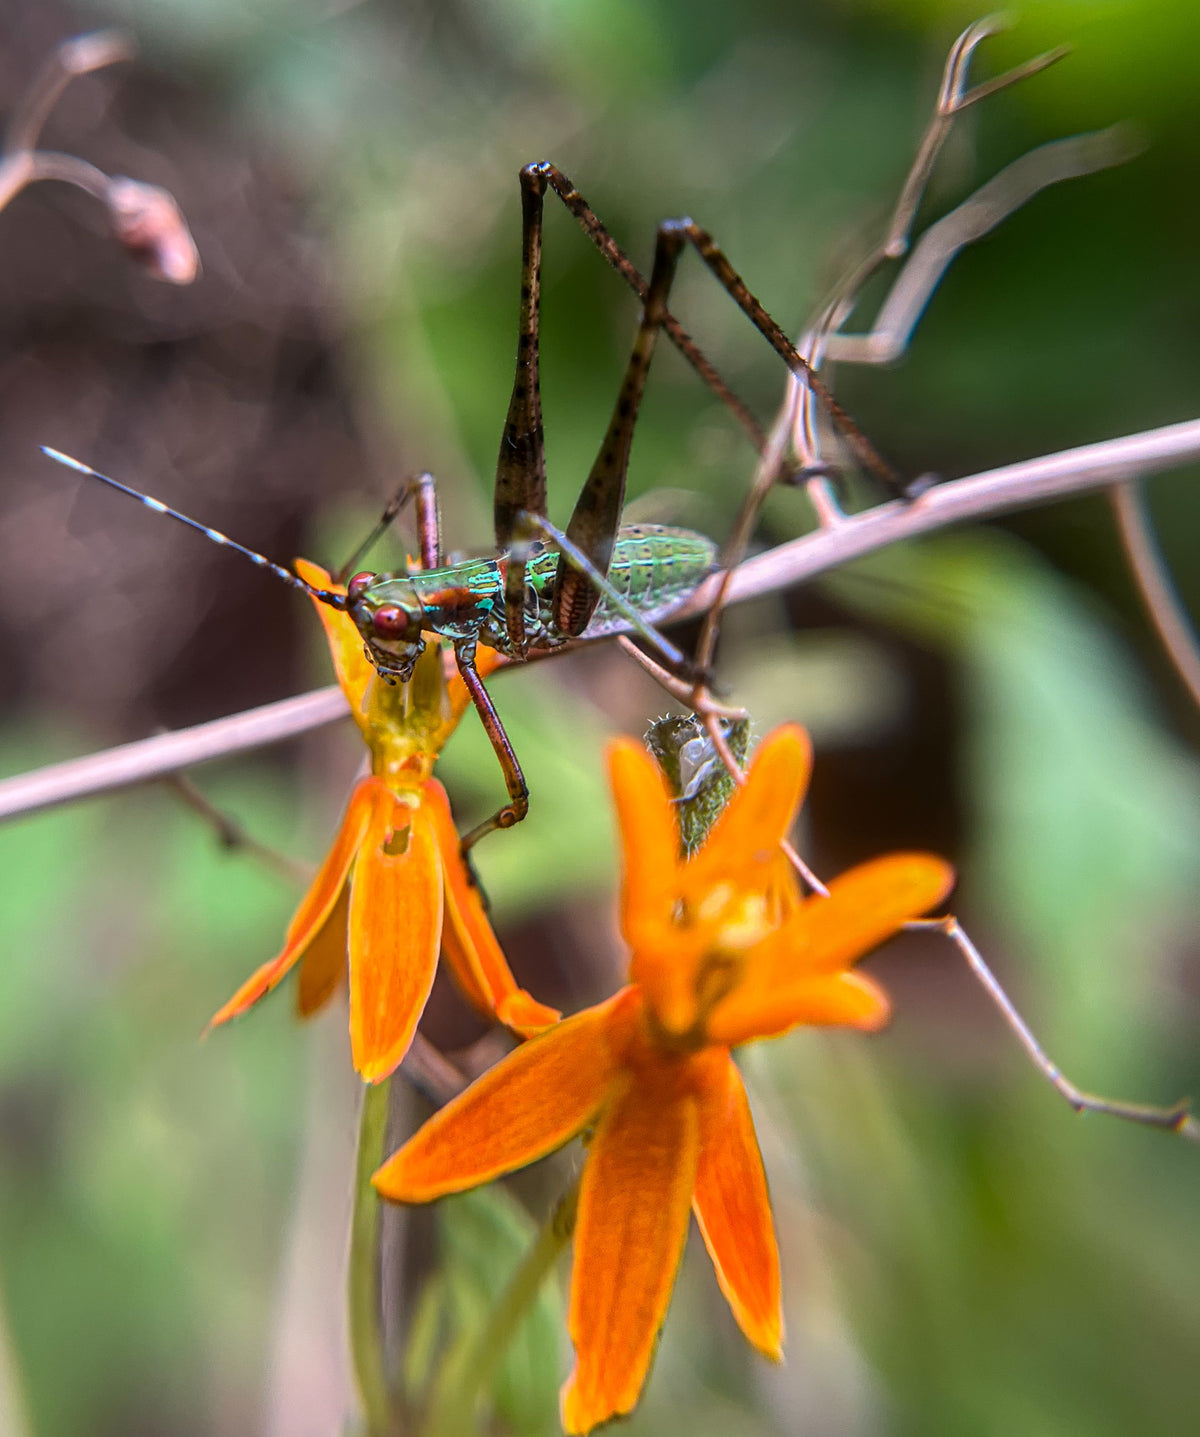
[[0, 1, 1198, 1434]]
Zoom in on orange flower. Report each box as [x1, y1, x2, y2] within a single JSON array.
[[209, 560, 558, 1082], [372, 725, 954, 1431]]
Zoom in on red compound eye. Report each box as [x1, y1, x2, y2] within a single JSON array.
[[346, 571, 376, 603], [371, 605, 410, 638]]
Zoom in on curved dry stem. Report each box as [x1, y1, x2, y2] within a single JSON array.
[[887, 14, 1067, 260], [1109, 482, 1200, 712], [709, 415, 1200, 609], [161, 771, 315, 887], [0, 32, 197, 284], [4, 30, 133, 157], [825, 128, 1137, 368]]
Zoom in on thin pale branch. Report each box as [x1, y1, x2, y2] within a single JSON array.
[[824, 128, 1138, 368], [2, 416, 1199, 825], [908, 916, 1198, 1141], [1109, 482, 1200, 711], [714, 415, 1200, 608], [0, 686, 349, 822]]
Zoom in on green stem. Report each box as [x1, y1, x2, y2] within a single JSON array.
[[349, 1078, 394, 1436], [426, 1179, 580, 1437]]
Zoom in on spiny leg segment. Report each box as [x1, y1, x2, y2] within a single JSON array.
[[493, 162, 902, 656], [517, 162, 895, 486], [483, 164, 889, 837]]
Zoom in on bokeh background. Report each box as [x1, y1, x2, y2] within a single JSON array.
[[0, 1, 1198, 1434]]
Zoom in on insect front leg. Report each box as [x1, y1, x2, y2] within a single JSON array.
[[453, 642, 530, 850], [336, 471, 443, 582]]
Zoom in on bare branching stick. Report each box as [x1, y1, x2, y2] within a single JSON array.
[[162, 771, 316, 887], [885, 16, 1068, 259], [3, 417, 1199, 825], [684, 19, 1116, 704], [1109, 482, 1200, 711], [799, 14, 1080, 462], [906, 917, 1198, 1141], [823, 128, 1137, 368]]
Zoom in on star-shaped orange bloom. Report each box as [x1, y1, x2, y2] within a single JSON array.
[[372, 724, 955, 1431], [209, 560, 558, 1082]]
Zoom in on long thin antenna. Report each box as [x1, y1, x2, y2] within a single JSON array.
[[41, 447, 347, 610]]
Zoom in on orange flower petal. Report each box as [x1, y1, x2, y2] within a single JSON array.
[[349, 791, 444, 1084], [708, 970, 892, 1048], [699, 852, 953, 1049], [295, 884, 349, 1017], [692, 1055, 782, 1359], [373, 992, 632, 1203], [495, 989, 560, 1036], [561, 1067, 701, 1433], [787, 853, 955, 978], [294, 558, 373, 716], [208, 777, 377, 1030], [608, 738, 683, 947], [685, 724, 812, 890], [423, 779, 559, 1034]]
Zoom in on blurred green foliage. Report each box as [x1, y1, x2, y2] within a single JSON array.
[[1, 1, 1198, 1435]]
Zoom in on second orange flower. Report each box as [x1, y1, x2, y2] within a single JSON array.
[[208, 560, 557, 1082]]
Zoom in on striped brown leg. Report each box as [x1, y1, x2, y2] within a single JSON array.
[[551, 220, 686, 636], [453, 644, 530, 849], [524, 162, 896, 489], [493, 163, 780, 658]]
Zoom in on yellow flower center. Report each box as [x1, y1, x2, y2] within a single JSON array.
[[642, 886, 782, 1053]]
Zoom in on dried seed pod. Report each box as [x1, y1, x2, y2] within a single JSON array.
[[105, 176, 200, 284]]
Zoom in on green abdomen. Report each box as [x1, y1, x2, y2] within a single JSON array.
[[478, 523, 716, 651]]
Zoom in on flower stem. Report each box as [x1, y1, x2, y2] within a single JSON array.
[[349, 1078, 394, 1436], [426, 1179, 580, 1437]]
